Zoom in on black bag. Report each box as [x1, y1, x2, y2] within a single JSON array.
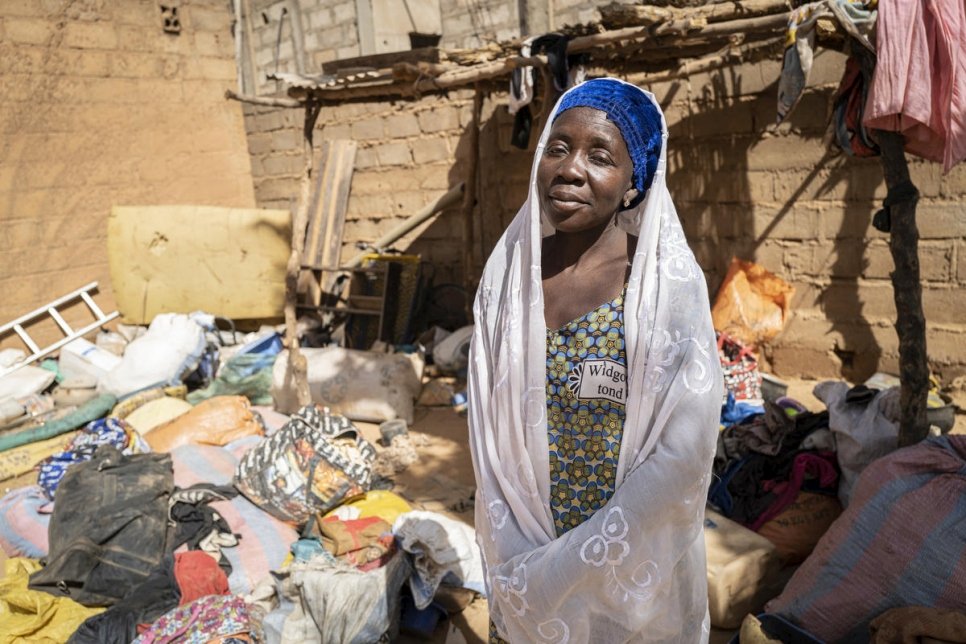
[[29, 445, 174, 606]]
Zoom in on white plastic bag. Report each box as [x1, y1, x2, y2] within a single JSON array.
[[98, 313, 208, 397], [814, 381, 900, 507], [392, 510, 485, 608], [272, 348, 423, 423]]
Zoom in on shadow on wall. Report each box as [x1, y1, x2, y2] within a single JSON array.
[[400, 90, 537, 329], [394, 67, 891, 381], [658, 66, 884, 381]]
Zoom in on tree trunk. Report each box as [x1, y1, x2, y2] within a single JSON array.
[[876, 130, 929, 447], [283, 100, 322, 408]]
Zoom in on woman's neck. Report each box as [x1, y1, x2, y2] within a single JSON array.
[[543, 220, 628, 275]]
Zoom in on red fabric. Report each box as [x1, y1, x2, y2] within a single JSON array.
[[863, 0, 966, 171], [749, 451, 838, 531], [174, 550, 230, 605]]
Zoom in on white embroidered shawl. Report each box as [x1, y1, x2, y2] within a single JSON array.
[[467, 79, 722, 643]]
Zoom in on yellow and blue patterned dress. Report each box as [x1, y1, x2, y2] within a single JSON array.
[[490, 290, 627, 643], [546, 288, 627, 536]]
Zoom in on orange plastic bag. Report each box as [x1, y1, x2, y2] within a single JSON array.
[[711, 258, 795, 349], [144, 395, 264, 452]]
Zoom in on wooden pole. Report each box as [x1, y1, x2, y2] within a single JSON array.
[[284, 99, 322, 408], [876, 130, 929, 447], [225, 89, 303, 108], [462, 86, 483, 316]]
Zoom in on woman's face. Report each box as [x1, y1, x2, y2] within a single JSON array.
[[537, 107, 636, 233]]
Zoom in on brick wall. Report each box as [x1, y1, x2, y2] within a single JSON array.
[[240, 1, 966, 379], [0, 0, 255, 347], [439, 0, 519, 48], [641, 51, 966, 381], [244, 89, 476, 284]]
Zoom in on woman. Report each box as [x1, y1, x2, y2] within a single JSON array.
[[467, 78, 722, 642]]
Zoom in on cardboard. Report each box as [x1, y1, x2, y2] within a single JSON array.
[[108, 205, 291, 323]]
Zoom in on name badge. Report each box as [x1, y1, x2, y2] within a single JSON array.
[[568, 358, 627, 405]]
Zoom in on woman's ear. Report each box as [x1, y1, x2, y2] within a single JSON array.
[[622, 187, 639, 209]]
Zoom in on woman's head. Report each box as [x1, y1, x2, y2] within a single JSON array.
[[537, 79, 663, 233]]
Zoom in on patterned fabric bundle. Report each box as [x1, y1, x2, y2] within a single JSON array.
[[468, 78, 722, 642], [234, 405, 376, 524], [133, 595, 262, 644], [37, 417, 149, 499]]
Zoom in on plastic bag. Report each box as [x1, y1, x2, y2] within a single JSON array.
[[718, 332, 763, 403], [98, 313, 209, 397], [144, 395, 264, 452], [711, 258, 795, 349]]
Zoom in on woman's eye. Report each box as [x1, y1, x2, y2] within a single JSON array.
[[590, 154, 613, 165], [546, 144, 567, 157]]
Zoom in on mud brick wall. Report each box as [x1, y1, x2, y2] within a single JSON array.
[[632, 51, 966, 381], [244, 90, 476, 284], [241, 2, 966, 379], [0, 0, 255, 348]]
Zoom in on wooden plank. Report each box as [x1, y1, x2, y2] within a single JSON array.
[[321, 47, 440, 74], [302, 139, 357, 271]]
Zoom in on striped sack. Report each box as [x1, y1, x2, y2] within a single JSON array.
[[765, 435, 966, 642]]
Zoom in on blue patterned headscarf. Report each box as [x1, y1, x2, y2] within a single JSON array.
[[554, 78, 663, 204]]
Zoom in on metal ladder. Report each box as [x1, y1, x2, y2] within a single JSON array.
[[0, 282, 119, 377]]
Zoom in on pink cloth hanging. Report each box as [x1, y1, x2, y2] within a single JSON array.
[[863, 0, 966, 172]]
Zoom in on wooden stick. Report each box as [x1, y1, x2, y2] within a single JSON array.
[[283, 99, 321, 408], [877, 130, 930, 447], [225, 89, 303, 108], [412, 55, 548, 92], [260, 10, 788, 103], [462, 86, 483, 316], [599, 0, 791, 29], [343, 182, 466, 268], [569, 10, 788, 52]]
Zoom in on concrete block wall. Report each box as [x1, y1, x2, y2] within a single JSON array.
[[627, 50, 966, 380], [241, 1, 966, 378], [248, 0, 360, 95], [0, 0, 255, 349], [439, 0, 519, 48], [243, 89, 476, 283]]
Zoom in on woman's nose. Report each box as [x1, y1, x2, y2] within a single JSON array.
[[557, 152, 585, 182]]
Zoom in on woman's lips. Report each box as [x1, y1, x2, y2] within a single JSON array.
[[547, 190, 587, 211]]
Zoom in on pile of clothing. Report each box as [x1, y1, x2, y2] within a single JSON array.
[[0, 335, 482, 644]]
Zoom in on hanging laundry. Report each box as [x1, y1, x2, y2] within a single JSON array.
[[777, 0, 877, 124], [863, 0, 966, 172], [832, 55, 880, 157], [508, 36, 537, 116], [508, 33, 572, 149]]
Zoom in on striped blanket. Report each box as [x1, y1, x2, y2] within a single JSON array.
[[766, 435, 966, 642]]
